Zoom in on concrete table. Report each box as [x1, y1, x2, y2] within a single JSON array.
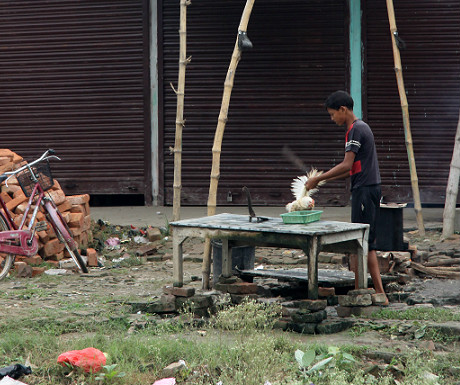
[[170, 213, 369, 299]]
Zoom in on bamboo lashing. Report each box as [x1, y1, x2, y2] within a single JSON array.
[[386, 0, 425, 235]]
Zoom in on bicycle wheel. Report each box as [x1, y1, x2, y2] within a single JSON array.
[[43, 200, 88, 273], [0, 213, 15, 280]]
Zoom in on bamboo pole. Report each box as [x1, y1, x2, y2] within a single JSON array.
[[172, 0, 191, 222], [386, 0, 425, 235], [201, 0, 255, 289], [442, 108, 460, 237]]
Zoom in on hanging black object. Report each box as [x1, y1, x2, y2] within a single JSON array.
[[393, 31, 406, 50], [238, 31, 253, 51], [0, 364, 32, 380]]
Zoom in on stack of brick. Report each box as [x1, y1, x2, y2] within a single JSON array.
[[336, 288, 388, 317], [0, 149, 93, 270]]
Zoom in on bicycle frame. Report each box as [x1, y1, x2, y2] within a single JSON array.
[[0, 181, 46, 256]]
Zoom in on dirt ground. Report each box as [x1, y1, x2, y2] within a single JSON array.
[[1, 222, 460, 355]]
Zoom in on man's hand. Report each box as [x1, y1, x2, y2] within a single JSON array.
[[305, 176, 319, 190]]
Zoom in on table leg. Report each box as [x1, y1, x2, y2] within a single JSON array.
[[356, 227, 369, 289], [305, 236, 319, 300], [173, 231, 187, 287], [221, 239, 233, 278]]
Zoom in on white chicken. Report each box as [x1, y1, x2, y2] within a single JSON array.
[[285, 168, 326, 212]]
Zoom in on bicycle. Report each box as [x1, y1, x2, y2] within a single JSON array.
[[0, 149, 88, 280]]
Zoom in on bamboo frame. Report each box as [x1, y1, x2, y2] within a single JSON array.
[[172, 0, 191, 222], [386, 0, 425, 235], [442, 108, 460, 237], [201, 0, 256, 289]]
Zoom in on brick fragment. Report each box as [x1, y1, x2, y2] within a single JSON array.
[[32, 267, 46, 277], [86, 248, 98, 267], [24, 255, 43, 265], [0, 191, 12, 203], [147, 227, 162, 242], [15, 261, 33, 278]]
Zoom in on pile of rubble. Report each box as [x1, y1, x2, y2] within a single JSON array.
[[0, 149, 93, 275]]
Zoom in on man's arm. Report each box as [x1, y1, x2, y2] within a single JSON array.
[[306, 151, 356, 190]]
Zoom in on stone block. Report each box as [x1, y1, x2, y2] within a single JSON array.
[[318, 286, 335, 297], [230, 294, 258, 304], [351, 305, 383, 317], [161, 360, 187, 378], [24, 255, 43, 266], [136, 243, 157, 256], [292, 309, 327, 324], [371, 293, 388, 305], [335, 306, 353, 318], [225, 282, 258, 295], [147, 227, 163, 242], [316, 319, 354, 334], [288, 322, 317, 334], [348, 288, 376, 296], [338, 294, 372, 307], [298, 299, 327, 312], [163, 285, 195, 297]]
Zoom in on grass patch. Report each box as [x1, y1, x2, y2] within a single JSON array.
[[372, 307, 460, 322]]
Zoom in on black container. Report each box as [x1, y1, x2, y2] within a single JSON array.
[[375, 205, 405, 251], [212, 240, 255, 283]]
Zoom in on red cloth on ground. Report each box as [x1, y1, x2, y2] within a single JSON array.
[[57, 347, 106, 373]]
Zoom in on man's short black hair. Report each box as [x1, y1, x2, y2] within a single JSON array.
[[325, 90, 354, 110]]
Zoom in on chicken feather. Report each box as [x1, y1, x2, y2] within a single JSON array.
[[285, 168, 326, 212]]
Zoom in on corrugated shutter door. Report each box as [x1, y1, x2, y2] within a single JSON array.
[[0, 1, 150, 198], [161, 0, 349, 206], [364, 0, 460, 204]]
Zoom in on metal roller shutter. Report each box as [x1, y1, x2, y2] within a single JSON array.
[[0, 1, 151, 200], [364, 0, 460, 204], [161, 0, 349, 206]]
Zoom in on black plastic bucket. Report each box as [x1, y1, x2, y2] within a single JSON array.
[[212, 239, 255, 284], [375, 205, 404, 251]]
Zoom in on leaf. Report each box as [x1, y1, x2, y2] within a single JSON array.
[[328, 346, 340, 356], [301, 349, 316, 368], [307, 356, 333, 373], [295, 349, 304, 366], [342, 353, 356, 362]]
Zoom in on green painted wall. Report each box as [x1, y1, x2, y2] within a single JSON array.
[[349, 0, 362, 118]]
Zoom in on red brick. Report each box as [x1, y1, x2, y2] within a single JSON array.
[[68, 213, 85, 228], [47, 189, 66, 205], [6, 194, 28, 211], [32, 267, 46, 277], [86, 248, 98, 267], [43, 238, 65, 257], [66, 194, 90, 205], [57, 199, 72, 213], [163, 285, 195, 297], [15, 261, 32, 278], [0, 191, 12, 203], [24, 255, 43, 265], [82, 215, 91, 231], [319, 287, 336, 297], [38, 230, 49, 243], [13, 188, 27, 199]]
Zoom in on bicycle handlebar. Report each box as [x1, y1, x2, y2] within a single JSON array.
[[0, 149, 61, 183]]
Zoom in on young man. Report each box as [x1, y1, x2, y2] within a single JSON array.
[[305, 90, 388, 305]]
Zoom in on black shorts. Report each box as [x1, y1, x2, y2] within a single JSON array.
[[351, 185, 381, 250]]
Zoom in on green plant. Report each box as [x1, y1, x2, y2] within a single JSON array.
[[95, 364, 126, 383], [295, 346, 356, 376]]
